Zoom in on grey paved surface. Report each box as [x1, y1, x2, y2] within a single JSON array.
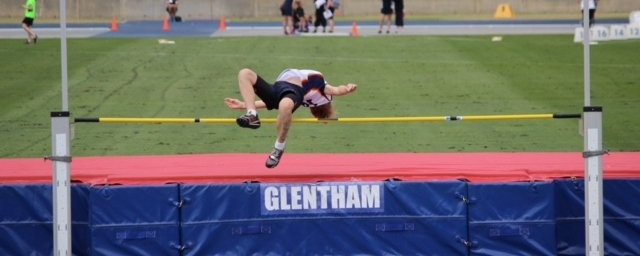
[[0, 19, 630, 39], [215, 24, 580, 37]]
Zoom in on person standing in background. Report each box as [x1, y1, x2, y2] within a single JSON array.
[[378, 0, 393, 34], [281, 0, 295, 35], [166, 0, 179, 21], [327, 0, 340, 33], [313, 0, 328, 33], [22, 0, 38, 44], [293, 0, 309, 33], [392, 0, 404, 33]]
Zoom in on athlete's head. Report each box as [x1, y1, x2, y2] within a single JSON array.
[[309, 102, 335, 119]]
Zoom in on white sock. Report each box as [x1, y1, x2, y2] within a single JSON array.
[[275, 141, 286, 150], [247, 109, 257, 116]]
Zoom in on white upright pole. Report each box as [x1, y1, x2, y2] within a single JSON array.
[[582, 0, 591, 106], [49, 0, 73, 254], [50, 112, 72, 255], [582, 0, 604, 255], [583, 107, 604, 256]]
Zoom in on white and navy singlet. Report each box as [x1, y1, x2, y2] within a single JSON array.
[[276, 69, 333, 107]]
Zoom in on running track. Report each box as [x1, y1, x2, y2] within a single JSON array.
[[0, 18, 630, 39]]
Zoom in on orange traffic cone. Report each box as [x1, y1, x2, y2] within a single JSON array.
[[350, 21, 359, 37], [110, 17, 118, 32], [219, 16, 226, 31], [162, 17, 170, 31]]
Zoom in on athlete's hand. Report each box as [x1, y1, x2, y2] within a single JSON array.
[[346, 83, 358, 93], [224, 98, 245, 110]]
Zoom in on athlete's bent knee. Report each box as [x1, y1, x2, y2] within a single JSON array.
[[238, 68, 258, 86], [278, 94, 296, 112], [238, 68, 256, 78]]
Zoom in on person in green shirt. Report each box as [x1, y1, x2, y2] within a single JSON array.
[[22, 0, 38, 44]]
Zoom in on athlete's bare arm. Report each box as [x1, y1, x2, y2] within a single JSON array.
[[324, 83, 357, 96], [224, 98, 267, 110]]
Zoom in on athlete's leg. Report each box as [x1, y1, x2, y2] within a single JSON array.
[[235, 68, 263, 129], [22, 19, 35, 43], [168, 5, 177, 18], [276, 96, 295, 144], [287, 16, 295, 34], [328, 7, 335, 32], [266, 94, 296, 168], [282, 15, 289, 34], [237, 68, 258, 112], [22, 24, 33, 41]]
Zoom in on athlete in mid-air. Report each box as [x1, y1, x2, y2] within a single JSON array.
[[224, 68, 358, 168]]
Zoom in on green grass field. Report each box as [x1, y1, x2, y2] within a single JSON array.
[[1, 35, 639, 158]]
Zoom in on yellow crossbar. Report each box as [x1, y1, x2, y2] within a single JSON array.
[[74, 113, 580, 124]]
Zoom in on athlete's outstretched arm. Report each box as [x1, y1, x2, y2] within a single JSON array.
[[224, 98, 267, 110], [324, 83, 358, 96]]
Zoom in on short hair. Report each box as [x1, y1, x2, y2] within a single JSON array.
[[309, 102, 335, 119]]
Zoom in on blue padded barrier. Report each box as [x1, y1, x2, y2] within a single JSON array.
[[555, 179, 640, 256], [468, 182, 556, 256], [4, 179, 640, 255], [600, 179, 640, 255], [180, 181, 469, 255], [0, 184, 91, 256], [88, 185, 180, 256], [71, 185, 92, 256], [554, 179, 586, 256]]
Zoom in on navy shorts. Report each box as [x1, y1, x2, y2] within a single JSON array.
[[381, 0, 393, 15], [254, 76, 304, 111], [380, 0, 393, 15], [22, 17, 34, 26], [281, 7, 293, 17]]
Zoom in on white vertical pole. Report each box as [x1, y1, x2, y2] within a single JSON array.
[[60, 0, 69, 111], [582, 0, 591, 106], [583, 107, 604, 256], [52, 0, 72, 254], [51, 112, 72, 256], [582, 0, 604, 255]]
